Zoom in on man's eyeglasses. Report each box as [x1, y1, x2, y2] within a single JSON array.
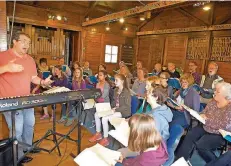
[[17, 40, 32, 45]]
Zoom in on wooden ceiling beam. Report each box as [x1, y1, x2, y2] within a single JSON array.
[[84, 1, 99, 18], [82, 1, 189, 26], [177, 7, 209, 26], [8, 16, 82, 31], [137, 24, 231, 36], [138, 11, 162, 30]]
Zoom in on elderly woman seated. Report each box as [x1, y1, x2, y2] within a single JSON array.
[[176, 82, 231, 163]]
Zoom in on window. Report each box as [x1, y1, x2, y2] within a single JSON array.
[[105, 45, 118, 63]]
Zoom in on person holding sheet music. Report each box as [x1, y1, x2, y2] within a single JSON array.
[[188, 61, 201, 85], [116, 114, 168, 166], [132, 61, 143, 78], [60, 67, 87, 126], [89, 74, 131, 146], [152, 63, 162, 76], [83, 61, 93, 76], [51, 65, 69, 122], [200, 62, 223, 105], [167, 73, 200, 128], [176, 82, 231, 163]]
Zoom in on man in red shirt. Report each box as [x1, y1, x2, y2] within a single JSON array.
[[0, 32, 52, 164]]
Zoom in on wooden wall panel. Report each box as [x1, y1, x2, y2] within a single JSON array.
[[215, 62, 231, 83], [163, 35, 188, 69], [137, 37, 151, 69], [83, 31, 128, 75], [0, 1, 7, 51]]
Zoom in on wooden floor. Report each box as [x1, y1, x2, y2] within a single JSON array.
[[2, 106, 95, 166]]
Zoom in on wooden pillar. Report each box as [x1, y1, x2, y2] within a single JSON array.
[[0, 1, 9, 139]]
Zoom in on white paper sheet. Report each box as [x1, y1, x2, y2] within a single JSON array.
[[171, 157, 190, 166], [83, 99, 95, 110], [74, 144, 121, 166], [182, 104, 205, 124], [109, 117, 125, 129], [109, 120, 130, 147], [95, 103, 113, 117]]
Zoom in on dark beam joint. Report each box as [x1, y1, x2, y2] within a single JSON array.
[[177, 7, 209, 26]]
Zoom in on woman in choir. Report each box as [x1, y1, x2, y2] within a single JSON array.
[[167, 73, 200, 128], [132, 68, 147, 97], [72, 67, 86, 90], [119, 65, 132, 88], [89, 74, 131, 146], [59, 68, 87, 126], [176, 82, 231, 163], [117, 114, 168, 166], [51, 65, 69, 121], [96, 70, 111, 103]]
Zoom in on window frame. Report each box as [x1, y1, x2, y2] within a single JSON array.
[[104, 44, 119, 64]]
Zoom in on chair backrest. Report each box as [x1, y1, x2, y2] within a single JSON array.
[[131, 96, 139, 115]]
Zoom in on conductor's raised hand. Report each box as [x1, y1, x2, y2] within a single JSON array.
[[7, 59, 24, 73]]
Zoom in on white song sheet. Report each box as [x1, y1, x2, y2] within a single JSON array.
[[74, 144, 121, 166], [109, 120, 130, 147]]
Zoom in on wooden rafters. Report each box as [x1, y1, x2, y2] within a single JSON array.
[[84, 1, 99, 18], [138, 12, 162, 31], [177, 7, 209, 26], [137, 24, 231, 36], [82, 1, 189, 26]]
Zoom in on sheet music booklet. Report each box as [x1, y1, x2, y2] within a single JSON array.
[[109, 119, 130, 147], [95, 103, 113, 117], [182, 104, 205, 124], [74, 143, 121, 166], [171, 157, 191, 166]]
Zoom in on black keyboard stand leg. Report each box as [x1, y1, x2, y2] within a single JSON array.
[[51, 105, 62, 156], [11, 111, 18, 166]]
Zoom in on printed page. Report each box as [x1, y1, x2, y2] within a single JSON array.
[[43, 86, 70, 94], [182, 104, 205, 124], [109, 117, 125, 129], [83, 99, 95, 110], [109, 120, 130, 147], [95, 103, 113, 118], [171, 157, 190, 166], [74, 144, 121, 166]]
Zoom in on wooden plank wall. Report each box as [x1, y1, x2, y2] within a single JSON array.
[[82, 30, 129, 75], [0, 1, 9, 139], [137, 2, 231, 83]]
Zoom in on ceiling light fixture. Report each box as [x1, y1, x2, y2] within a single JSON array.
[[140, 17, 145, 21], [203, 6, 211, 11], [119, 18, 124, 23], [56, 15, 62, 21]]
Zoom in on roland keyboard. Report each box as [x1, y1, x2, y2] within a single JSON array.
[[0, 89, 101, 112]]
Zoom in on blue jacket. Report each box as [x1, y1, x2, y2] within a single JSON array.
[[147, 104, 173, 141]]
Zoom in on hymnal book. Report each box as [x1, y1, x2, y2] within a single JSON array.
[[83, 99, 95, 110], [182, 104, 205, 124], [42, 71, 50, 79], [62, 65, 67, 72], [109, 117, 125, 129], [109, 120, 130, 147], [74, 143, 121, 166], [219, 129, 231, 142], [166, 97, 180, 107], [171, 157, 190, 166], [95, 103, 113, 117]]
